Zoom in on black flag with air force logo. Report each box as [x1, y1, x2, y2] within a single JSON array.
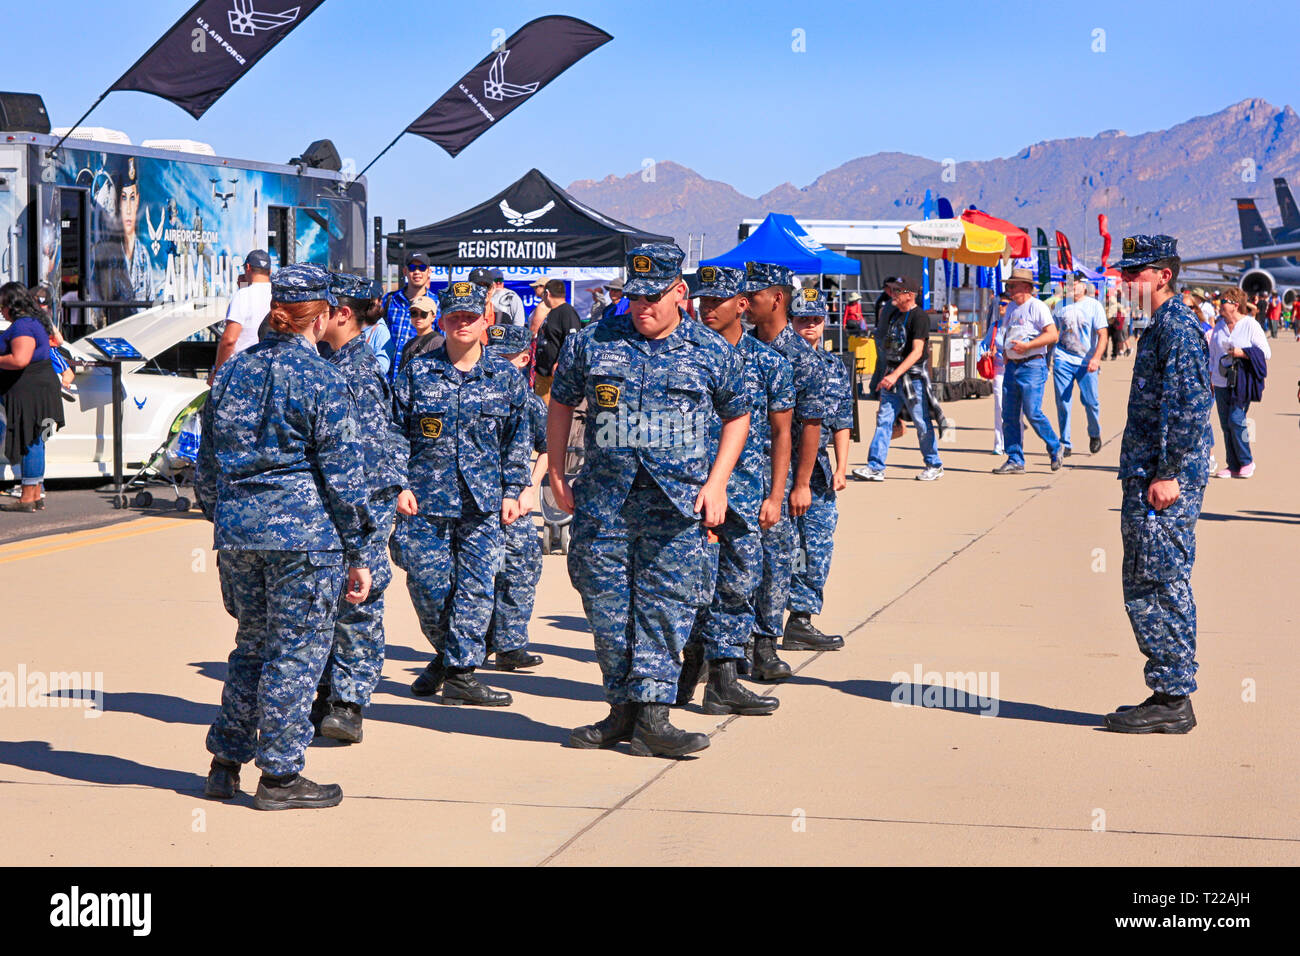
[[406, 15, 612, 158], [109, 0, 328, 118]]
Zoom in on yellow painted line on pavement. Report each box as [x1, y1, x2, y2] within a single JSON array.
[[0, 517, 194, 565]]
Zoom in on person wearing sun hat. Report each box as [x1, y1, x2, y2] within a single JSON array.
[[992, 266, 1063, 475]]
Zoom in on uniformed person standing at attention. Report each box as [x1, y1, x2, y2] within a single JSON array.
[[307, 272, 410, 744], [549, 243, 751, 757], [483, 322, 548, 671], [674, 264, 790, 716], [1104, 235, 1213, 734], [396, 281, 533, 706], [195, 264, 374, 811], [785, 288, 853, 649], [744, 262, 831, 680]]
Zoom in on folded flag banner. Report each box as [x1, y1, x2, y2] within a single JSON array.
[[406, 16, 612, 158], [1098, 214, 1113, 271], [1055, 230, 1074, 272], [110, 0, 328, 118]]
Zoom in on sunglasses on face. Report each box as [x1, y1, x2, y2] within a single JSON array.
[[410, 308, 431, 318], [1119, 266, 1156, 278], [407, 264, 429, 272]]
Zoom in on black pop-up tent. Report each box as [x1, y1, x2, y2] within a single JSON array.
[[388, 168, 672, 267]]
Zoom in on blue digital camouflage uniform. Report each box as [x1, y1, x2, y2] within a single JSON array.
[[552, 243, 750, 703], [195, 264, 373, 776], [321, 275, 411, 706], [390, 282, 532, 670], [687, 265, 796, 661], [744, 264, 829, 641], [484, 323, 546, 654], [1115, 237, 1213, 697], [787, 289, 854, 615]]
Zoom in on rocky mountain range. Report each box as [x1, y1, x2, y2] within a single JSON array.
[[567, 98, 1300, 263]]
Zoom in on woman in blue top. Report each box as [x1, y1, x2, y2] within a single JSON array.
[[0, 283, 63, 512]]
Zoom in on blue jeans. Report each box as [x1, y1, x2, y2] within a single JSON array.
[[1002, 357, 1060, 465], [868, 375, 942, 470], [1214, 386, 1252, 471], [1051, 350, 1101, 448], [21, 436, 45, 486]]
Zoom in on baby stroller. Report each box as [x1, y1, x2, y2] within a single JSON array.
[[123, 394, 206, 512], [538, 400, 587, 554]]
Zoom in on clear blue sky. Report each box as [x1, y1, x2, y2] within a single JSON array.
[[10, 1, 1298, 231]]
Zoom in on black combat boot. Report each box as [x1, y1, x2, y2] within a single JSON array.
[[410, 658, 445, 697], [442, 668, 512, 706], [320, 701, 363, 743], [1104, 693, 1196, 734], [737, 642, 752, 676], [629, 703, 710, 758], [703, 659, 779, 716], [203, 757, 240, 800], [782, 612, 845, 650], [309, 683, 330, 734], [495, 648, 544, 671], [674, 641, 708, 706], [252, 773, 343, 810], [750, 636, 792, 682], [569, 703, 639, 748]]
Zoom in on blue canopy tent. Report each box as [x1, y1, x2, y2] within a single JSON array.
[[700, 213, 861, 275]]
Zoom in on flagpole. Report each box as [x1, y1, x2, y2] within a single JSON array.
[[45, 92, 109, 158], [353, 130, 408, 184]]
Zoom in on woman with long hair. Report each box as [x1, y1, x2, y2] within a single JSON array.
[[195, 264, 374, 811], [0, 283, 64, 512]]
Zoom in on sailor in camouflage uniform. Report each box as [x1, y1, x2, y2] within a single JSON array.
[[305, 272, 411, 744], [1104, 236, 1213, 734], [744, 262, 832, 681], [195, 264, 374, 810], [785, 288, 853, 649], [483, 322, 547, 672], [549, 243, 751, 757], [395, 281, 533, 707], [675, 265, 790, 716]]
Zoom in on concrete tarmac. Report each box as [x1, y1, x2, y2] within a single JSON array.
[[1, 341, 1296, 866]]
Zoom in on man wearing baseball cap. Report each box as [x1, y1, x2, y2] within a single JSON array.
[[549, 243, 751, 757], [210, 250, 273, 382], [855, 275, 943, 481], [1104, 235, 1213, 734], [744, 261, 833, 677], [381, 252, 435, 384]]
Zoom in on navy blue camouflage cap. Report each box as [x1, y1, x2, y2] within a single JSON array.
[[438, 280, 487, 316], [743, 261, 796, 293], [271, 264, 336, 306], [623, 242, 686, 295], [691, 265, 746, 299], [329, 271, 373, 300], [789, 286, 828, 318], [1112, 234, 1179, 270], [485, 323, 533, 353]]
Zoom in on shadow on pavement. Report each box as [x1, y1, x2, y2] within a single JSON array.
[[1201, 510, 1300, 524], [0, 740, 203, 795], [522, 641, 597, 664], [538, 614, 591, 634], [784, 676, 1104, 726]]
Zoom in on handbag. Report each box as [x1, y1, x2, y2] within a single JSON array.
[[977, 350, 996, 380]]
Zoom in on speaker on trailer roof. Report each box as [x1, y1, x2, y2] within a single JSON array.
[[0, 92, 51, 134], [290, 139, 341, 172]]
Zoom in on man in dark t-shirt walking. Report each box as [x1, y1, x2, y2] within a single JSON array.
[[533, 279, 583, 402], [852, 276, 943, 481]]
